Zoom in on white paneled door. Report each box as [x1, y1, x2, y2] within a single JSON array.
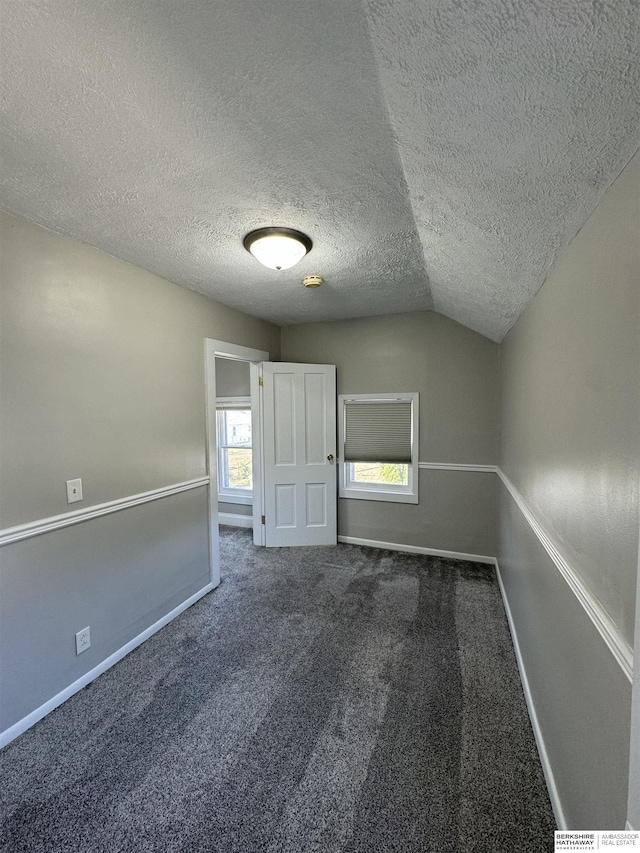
[[261, 362, 337, 547]]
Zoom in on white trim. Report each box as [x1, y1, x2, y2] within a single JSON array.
[[0, 583, 213, 749], [337, 535, 495, 565], [216, 396, 251, 406], [496, 468, 633, 683], [219, 512, 253, 528], [252, 363, 266, 546], [208, 342, 269, 362], [339, 392, 419, 504], [494, 561, 567, 830], [419, 462, 497, 473], [626, 822, 635, 831], [217, 493, 252, 506], [215, 402, 253, 502], [0, 478, 209, 547], [339, 485, 418, 504]]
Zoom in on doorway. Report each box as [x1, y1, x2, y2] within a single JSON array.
[[215, 358, 253, 528], [205, 343, 339, 585], [204, 339, 269, 588]]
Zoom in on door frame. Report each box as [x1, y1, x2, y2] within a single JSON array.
[[204, 339, 269, 587]]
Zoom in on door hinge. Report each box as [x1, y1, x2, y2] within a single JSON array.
[[261, 515, 265, 525], [259, 376, 264, 387]]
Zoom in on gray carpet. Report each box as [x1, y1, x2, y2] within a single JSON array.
[[0, 527, 556, 852]]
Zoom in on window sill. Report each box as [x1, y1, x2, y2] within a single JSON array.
[[339, 487, 418, 505], [218, 493, 253, 506]]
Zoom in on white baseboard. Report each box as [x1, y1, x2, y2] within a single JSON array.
[[337, 535, 496, 565], [219, 512, 253, 528], [494, 562, 567, 830], [0, 583, 214, 749]]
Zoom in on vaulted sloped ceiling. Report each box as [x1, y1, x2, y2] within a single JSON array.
[[1, 1, 638, 341]]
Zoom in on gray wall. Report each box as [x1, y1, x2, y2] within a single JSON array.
[[281, 311, 499, 556], [219, 503, 253, 518], [497, 151, 640, 828], [0, 211, 279, 732]]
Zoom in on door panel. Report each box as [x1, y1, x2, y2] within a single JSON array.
[[306, 483, 327, 526], [304, 372, 326, 464], [275, 484, 296, 528], [262, 362, 337, 547]]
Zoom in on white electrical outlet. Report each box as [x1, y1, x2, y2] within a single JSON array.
[[66, 478, 83, 504], [75, 626, 91, 655]]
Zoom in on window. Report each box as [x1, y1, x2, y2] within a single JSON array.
[[216, 399, 252, 504], [338, 393, 419, 503]]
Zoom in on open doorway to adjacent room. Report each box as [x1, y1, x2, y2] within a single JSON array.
[[204, 339, 269, 588], [215, 357, 254, 529]]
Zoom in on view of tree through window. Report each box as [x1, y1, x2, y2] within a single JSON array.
[[351, 462, 409, 486], [226, 447, 252, 489]]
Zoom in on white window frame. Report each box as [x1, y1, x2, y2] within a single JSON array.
[[216, 397, 253, 506], [338, 392, 419, 504]]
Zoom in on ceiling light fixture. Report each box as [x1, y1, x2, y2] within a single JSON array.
[[243, 227, 312, 271]]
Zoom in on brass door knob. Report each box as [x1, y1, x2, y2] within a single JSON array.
[[327, 454, 334, 462]]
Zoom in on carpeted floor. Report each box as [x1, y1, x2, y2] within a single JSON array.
[[0, 527, 556, 852]]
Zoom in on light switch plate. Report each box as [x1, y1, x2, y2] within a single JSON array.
[[66, 478, 83, 504]]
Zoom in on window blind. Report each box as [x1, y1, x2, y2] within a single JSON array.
[[343, 399, 413, 463]]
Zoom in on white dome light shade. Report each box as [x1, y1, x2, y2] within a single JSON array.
[[243, 227, 312, 270]]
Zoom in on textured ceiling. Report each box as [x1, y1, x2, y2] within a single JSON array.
[[1, 1, 638, 341]]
